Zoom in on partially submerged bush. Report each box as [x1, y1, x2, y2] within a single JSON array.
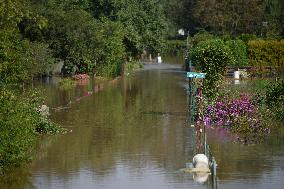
[[0, 89, 37, 171], [0, 88, 65, 172], [123, 60, 143, 76], [190, 38, 234, 98], [203, 94, 270, 144]]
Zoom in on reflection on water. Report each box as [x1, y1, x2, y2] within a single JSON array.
[[1, 64, 284, 189], [193, 172, 210, 183], [2, 65, 207, 189]]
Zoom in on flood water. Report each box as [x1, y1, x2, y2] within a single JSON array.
[[1, 63, 284, 189]]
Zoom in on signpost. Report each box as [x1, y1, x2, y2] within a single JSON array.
[[186, 72, 206, 79], [186, 71, 206, 125], [184, 46, 216, 186]]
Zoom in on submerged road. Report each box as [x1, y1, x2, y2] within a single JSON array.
[[2, 63, 284, 189]]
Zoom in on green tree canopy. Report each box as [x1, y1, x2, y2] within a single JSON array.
[[91, 0, 168, 56]]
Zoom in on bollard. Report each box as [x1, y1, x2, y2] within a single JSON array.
[[193, 154, 209, 169], [234, 70, 240, 79], [157, 54, 162, 64]]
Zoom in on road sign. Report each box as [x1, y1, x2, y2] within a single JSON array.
[[187, 72, 206, 79]]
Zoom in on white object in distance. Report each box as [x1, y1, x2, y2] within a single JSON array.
[[192, 154, 209, 169], [157, 53, 162, 64]]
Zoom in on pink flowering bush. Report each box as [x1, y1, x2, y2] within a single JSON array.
[[203, 94, 270, 144]]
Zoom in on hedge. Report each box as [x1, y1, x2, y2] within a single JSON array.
[[248, 40, 284, 75]]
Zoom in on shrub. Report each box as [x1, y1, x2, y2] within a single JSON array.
[[190, 31, 215, 47], [264, 80, 284, 121], [0, 88, 64, 172], [203, 94, 270, 144], [0, 89, 37, 171], [0, 32, 24, 84], [123, 60, 143, 75], [225, 40, 248, 67], [190, 38, 234, 98], [24, 41, 56, 78], [248, 39, 284, 75]]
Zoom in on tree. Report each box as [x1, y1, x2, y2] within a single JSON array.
[[0, 0, 56, 84], [0, 0, 31, 84], [41, 8, 104, 74], [0, 0, 27, 30], [193, 0, 265, 36], [29, 0, 91, 10], [263, 0, 283, 38], [91, 0, 168, 56], [162, 0, 199, 35]]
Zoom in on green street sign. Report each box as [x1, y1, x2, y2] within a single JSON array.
[[187, 72, 206, 78]]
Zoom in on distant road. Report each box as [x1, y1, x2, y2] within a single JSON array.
[[141, 62, 183, 71]]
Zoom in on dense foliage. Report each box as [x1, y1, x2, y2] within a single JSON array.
[[162, 40, 186, 56], [203, 94, 270, 144], [263, 80, 284, 121], [225, 40, 248, 67], [0, 89, 64, 172], [12, 0, 168, 77], [0, 0, 56, 83], [190, 38, 234, 98], [163, 0, 284, 38], [190, 31, 215, 48], [91, 0, 168, 56], [0, 0, 283, 171], [248, 39, 284, 75]]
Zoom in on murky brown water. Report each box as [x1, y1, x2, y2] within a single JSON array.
[[1, 63, 284, 189]]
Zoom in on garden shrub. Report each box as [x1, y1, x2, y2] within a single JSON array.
[[0, 31, 54, 84], [226, 39, 248, 67], [0, 88, 64, 172], [264, 80, 284, 121], [248, 39, 284, 76], [203, 94, 270, 144], [190, 31, 215, 47], [0, 89, 36, 171], [190, 38, 234, 98]]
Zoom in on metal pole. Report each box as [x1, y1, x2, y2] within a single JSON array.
[[200, 80, 203, 117]]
